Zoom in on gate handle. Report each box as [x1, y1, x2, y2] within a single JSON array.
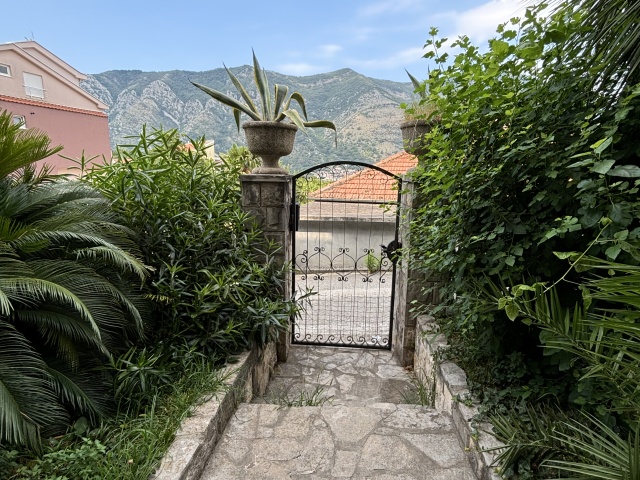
[[380, 240, 402, 263]]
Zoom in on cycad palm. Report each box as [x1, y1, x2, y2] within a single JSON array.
[[0, 110, 149, 451], [547, 0, 640, 88]]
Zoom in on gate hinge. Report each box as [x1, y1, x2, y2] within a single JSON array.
[[289, 202, 300, 231]]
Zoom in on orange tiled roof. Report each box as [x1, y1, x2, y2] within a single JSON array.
[[312, 151, 417, 201], [0, 95, 108, 117]]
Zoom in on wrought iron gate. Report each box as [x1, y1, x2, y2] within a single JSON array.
[[291, 161, 401, 349]]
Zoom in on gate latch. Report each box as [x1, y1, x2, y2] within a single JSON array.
[[380, 240, 402, 263]]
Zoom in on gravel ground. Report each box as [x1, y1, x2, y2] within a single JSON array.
[[294, 272, 393, 348]]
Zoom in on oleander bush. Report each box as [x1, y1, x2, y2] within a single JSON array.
[[84, 128, 296, 359], [1, 120, 297, 478]]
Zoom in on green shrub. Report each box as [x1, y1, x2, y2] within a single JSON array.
[[409, 2, 640, 398], [365, 251, 381, 273], [84, 128, 296, 358], [407, 1, 640, 477], [0, 350, 225, 480]]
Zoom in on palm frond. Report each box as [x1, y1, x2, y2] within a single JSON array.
[[547, 0, 640, 89], [490, 407, 640, 479], [0, 321, 67, 451], [0, 110, 63, 178], [45, 362, 109, 420]]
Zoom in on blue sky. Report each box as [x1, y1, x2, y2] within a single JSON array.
[[2, 0, 530, 82]]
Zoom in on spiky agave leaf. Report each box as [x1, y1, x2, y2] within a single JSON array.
[[190, 81, 261, 129], [223, 63, 258, 114], [191, 52, 336, 138], [252, 49, 271, 119], [273, 84, 289, 119], [405, 69, 425, 94]]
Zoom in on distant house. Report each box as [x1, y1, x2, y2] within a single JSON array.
[[0, 41, 110, 173]]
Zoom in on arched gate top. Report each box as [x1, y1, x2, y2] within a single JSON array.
[[293, 160, 401, 182]]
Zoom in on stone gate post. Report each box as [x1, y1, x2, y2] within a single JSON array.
[[240, 174, 292, 362], [392, 177, 442, 367]]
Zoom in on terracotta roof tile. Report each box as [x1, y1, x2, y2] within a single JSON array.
[[311, 151, 416, 202]]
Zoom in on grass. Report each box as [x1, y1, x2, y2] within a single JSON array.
[[267, 377, 334, 407], [401, 368, 436, 408], [0, 361, 226, 480]]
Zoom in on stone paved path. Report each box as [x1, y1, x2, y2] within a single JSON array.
[[200, 346, 476, 479]]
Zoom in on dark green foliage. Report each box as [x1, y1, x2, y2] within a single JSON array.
[[408, 2, 640, 476], [0, 110, 149, 451], [85, 127, 296, 359], [0, 348, 225, 480], [410, 2, 639, 379]]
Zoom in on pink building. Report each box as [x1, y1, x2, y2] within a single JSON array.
[[0, 41, 110, 173]]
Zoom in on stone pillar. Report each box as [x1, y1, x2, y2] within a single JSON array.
[[240, 174, 292, 362], [393, 177, 442, 367]]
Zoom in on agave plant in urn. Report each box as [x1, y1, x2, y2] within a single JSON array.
[[191, 51, 337, 174]]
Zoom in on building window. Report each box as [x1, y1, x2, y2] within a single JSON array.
[[23, 72, 45, 99], [12, 115, 26, 129], [0, 64, 10, 77]]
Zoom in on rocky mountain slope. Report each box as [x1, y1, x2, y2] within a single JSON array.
[[81, 67, 414, 172]]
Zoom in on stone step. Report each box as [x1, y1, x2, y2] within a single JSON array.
[[200, 403, 476, 479]]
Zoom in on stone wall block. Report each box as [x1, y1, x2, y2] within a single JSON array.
[[261, 182, 286, 207], [240, 174, 292, 363], [414, 315, 504, 480], [242, 182, 261, 207], [243, 207, 266, 228], [266, 207, 286, 230]]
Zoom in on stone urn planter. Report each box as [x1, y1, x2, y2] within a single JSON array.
[[243, 121, 298, 174], [400, 119, 433, 157], [191, 52, 336, 176]]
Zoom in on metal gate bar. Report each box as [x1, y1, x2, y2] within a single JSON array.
[[291, 161, 401, 349]]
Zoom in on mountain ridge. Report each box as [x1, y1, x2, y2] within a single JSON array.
[[81, 67, 415, 171]]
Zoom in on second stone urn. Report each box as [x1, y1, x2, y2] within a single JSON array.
[[400, 119, 434, 158]]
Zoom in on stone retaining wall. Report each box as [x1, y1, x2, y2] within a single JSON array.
[[414, 315, 504, 480], [150, 342, 277, 480]]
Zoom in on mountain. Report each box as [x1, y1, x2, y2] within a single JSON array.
[[81, 67, 414, 172]]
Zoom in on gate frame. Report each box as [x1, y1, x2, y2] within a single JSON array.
[[290, 161, 402, 350]]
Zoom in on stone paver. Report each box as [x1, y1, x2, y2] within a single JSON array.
[[200, 346, 476, 479], [254, 345, 414, 406]]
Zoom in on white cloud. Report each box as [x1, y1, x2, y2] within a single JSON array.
[[319, 44, 343, 57], [358, 0, 423, 17], [443, 0, 527, 43], [277, 62, 326, 76], [351, 46, 427, 70]]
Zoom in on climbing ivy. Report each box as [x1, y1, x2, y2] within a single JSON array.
[[407, 2, 640, 427], [410, 4, 640, 327]]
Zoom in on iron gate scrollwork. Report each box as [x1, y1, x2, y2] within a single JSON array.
[[291, 161, 401, 349]]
